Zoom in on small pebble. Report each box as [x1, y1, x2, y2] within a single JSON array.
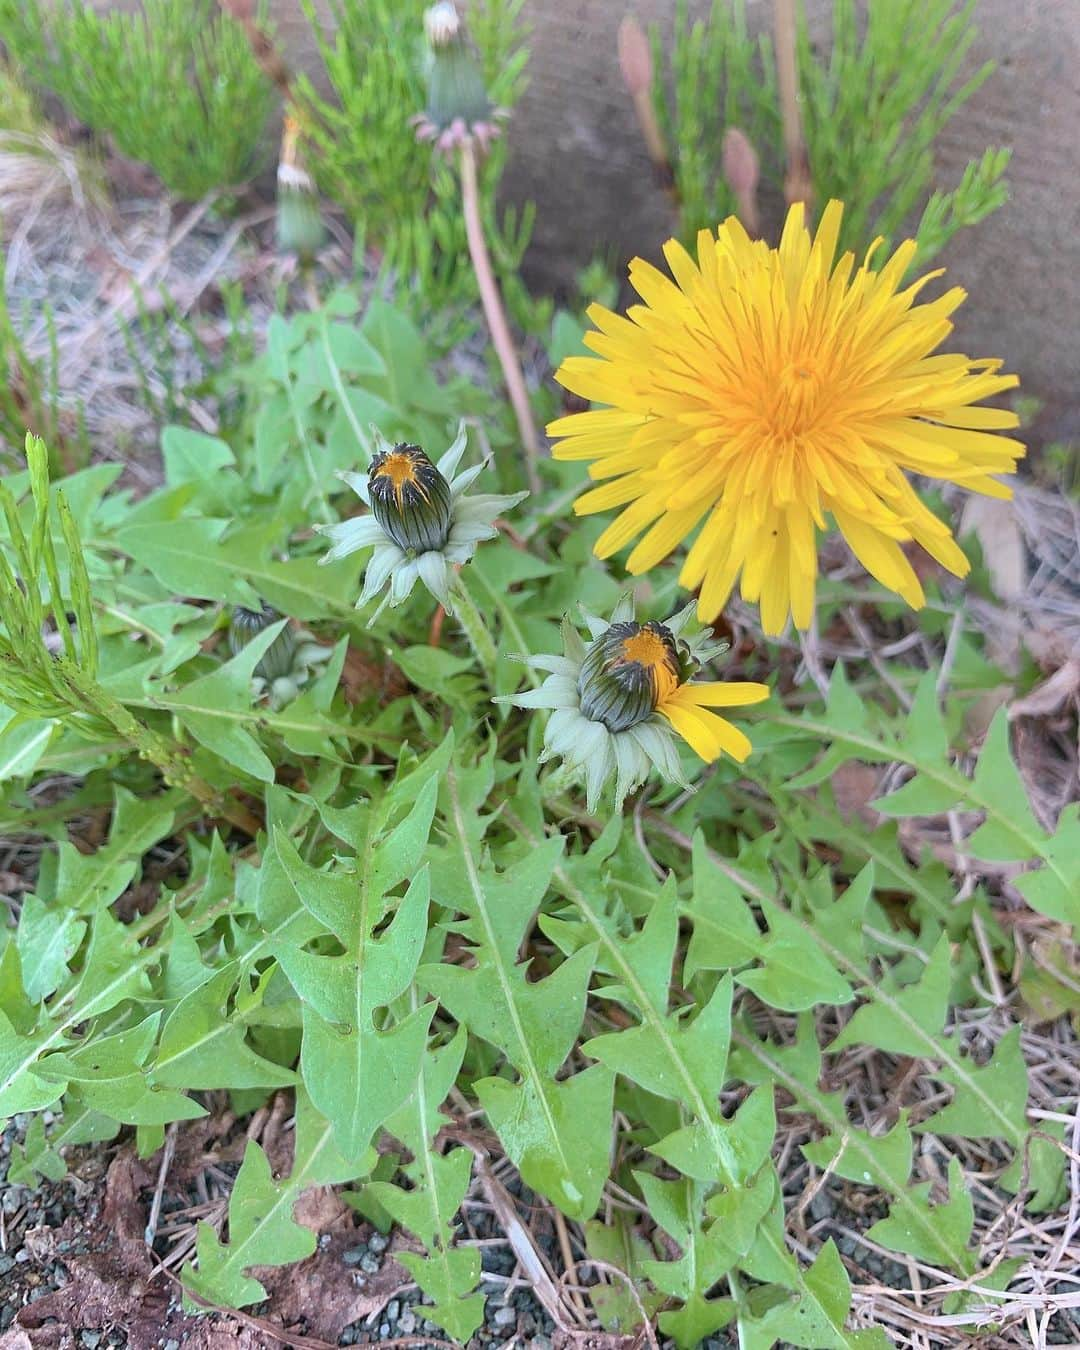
[[368, 1230, 389, 1254], [343, 1246, 367, 1266], [360, 1252, 380, 1274], [163, 1340, 180, 1350], [80, 1333, 102, 1349], [399, 1310, 417, 1335], [0, 1255, 14, 1275], [493, 1306, 517, 1327], [378, 1322, 390, 1339], [15, 1248, 30, 1263], [386, 1300, 400, 1323], [809, 1191, 833, 1222]]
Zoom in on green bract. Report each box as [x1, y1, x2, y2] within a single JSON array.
[[415, 1, 504, 151]]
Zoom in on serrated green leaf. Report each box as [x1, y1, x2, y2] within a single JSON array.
[[740, 1239, 889, 1350], [734, 1019, 976, 1276], [161, 621, 289, 781], [114, 518, 261, 606], [152, 966, 296, 1092], [279, 870, 434, 1158], [634, 1170, 737, 1348], [1013, 803, 1080, 927], [15, 896, 87, 1004], [184, 1087, 372, 1310], [867, 1156, 974, 1272]]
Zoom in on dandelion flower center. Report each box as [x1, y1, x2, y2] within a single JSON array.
[[764, 358, 827, 437], [578, 620, 680, 733], [368, 443, 453, 554], [547, 199, 1025, 636], [617, 627, 678, 697], [373, 450, 424, 503]]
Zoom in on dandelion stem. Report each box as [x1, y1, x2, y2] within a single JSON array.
[[453, 569, 498, 686], [773, 0, 813, 209], [458, 140, 541, 493]]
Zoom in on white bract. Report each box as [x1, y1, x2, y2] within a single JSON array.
[[316, 423, 527, 624]]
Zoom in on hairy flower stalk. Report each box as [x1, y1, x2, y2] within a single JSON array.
[[773, 0, 812, 207], [549, 199, 1025, 636], [316, 423, 527, 626], [415, 2, 540, 491], [500, 595, 769, 811]]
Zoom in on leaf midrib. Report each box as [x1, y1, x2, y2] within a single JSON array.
[[765, 710, 1067, 896], [507, 808, 737, 1180], [447, 766, 572, 1185]]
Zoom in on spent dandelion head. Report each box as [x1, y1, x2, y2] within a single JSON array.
[[547, 200, 1025, 636], [315, 422, 527, 623], [500, 594, 769, 812], [413, 1, 506, 153]]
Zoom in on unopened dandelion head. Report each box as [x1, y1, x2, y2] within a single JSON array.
[[500, 594, 769, 811]]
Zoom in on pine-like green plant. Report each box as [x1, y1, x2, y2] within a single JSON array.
[[652, 0, 1008, 261], [295, 0, 532, 315], [0, 0, 272, 199], [650, 0, 781, 241], [0, 249, 88, 473]]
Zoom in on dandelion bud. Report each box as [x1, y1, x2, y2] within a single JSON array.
[[276, 114, 323, 260], [368, 443, 453, 555], [421, 2, 495, 139], [229, 604, 298, 682], [577, 620, 681, 733], [722, 127, 760, 237]]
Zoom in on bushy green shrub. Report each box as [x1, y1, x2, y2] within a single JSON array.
[[652, 0, 1009, 262], [296, 0, 533, 315], [0, 0, 272, 199]]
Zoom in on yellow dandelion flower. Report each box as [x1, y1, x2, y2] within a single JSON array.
[[548, 200, 1025, 635]]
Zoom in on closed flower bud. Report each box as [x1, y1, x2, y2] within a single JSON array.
[[422, 2, 494, 134], [578, 620, 681, 733], [368, 443, 453, 555], [229, 604, 298, 682], [276, 114, 324, 260]]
